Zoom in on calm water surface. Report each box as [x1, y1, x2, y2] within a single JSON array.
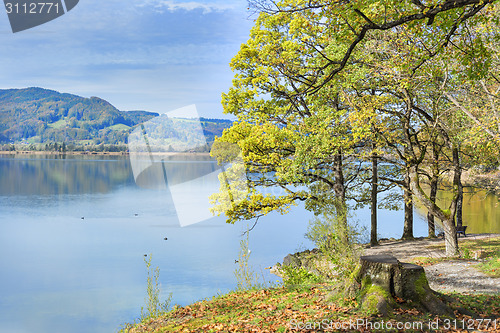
[[0, 154, 498, 333]]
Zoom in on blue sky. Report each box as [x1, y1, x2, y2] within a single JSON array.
[[0, 0, 254, 118]]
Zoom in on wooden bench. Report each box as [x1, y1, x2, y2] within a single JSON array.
[[456, 225, 467, 238]]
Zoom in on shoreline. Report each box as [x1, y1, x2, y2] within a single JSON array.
[[121, 233, 500, 332], [0, 150, 212, 156], [438, 169, 500, 195]]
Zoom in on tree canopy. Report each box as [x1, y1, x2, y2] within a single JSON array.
[[211, 0, 500, 256]]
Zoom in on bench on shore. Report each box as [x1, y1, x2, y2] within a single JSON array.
[[456, 225, 467, 238]]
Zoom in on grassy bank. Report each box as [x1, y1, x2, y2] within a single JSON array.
[[120, 237, 500, 332], [120, 286, 499, 332]]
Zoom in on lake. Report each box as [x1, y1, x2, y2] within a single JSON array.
[[0, 154, 498, 333]]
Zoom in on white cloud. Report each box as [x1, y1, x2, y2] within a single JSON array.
[[136, 0, 236, 13], [0, 0, 251, 118]]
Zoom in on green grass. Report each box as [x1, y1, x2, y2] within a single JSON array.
[[408, 256, 445, 266], [453, 237, 500, 276], [26, 136, 40, 144], [119, 285, 342, 333], [479, 253, 500, 277], [121, 255, 172, 332], [448, 293, 500, 316], [120, 283, 500, 333], [426, 236, 500, 256], [460, 237, 500, 257], [109, 123, 131, 131], [409, 236, 500, 265], [48, 119, 68, 129], [424, 236, 500, 276], [48, 119, 131, 131], [426, 236, 500, 254]]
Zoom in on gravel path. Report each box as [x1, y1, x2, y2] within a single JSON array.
[[364, 234, 500, 295], [425, 261, 500, 294]]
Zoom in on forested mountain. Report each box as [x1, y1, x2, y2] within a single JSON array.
[[0, 87, 159, 145], [0, 88, 233, 151]]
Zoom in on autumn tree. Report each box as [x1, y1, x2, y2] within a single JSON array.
[[212, 0, 498, 257], [210, 7, 371, 235], [441, 4, 500, 165]]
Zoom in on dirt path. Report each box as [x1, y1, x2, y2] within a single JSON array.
[[364, 234, 500, 294]]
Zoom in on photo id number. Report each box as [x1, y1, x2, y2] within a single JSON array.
[[5, 2, 60, 15]]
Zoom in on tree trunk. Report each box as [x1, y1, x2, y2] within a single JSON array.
[[333, 151, 348, 241], [443, 217, 459, 257], [402, 168, 414, 240], [427, 174, 438, 238], [456, 163, 463, 228], [407, 151, 461, 257], [332, 152, 346, 202], [370, 145, 378, 246], [444, 147, 461, 256], [427, 142, 440, 238]]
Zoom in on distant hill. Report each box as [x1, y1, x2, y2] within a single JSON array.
[[0, 87, 158, 145], [0, 88, 233, 151]]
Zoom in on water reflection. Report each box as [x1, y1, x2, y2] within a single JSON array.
[[0, 154, 499, 333], [0, 154, 315, 333], [133, 157, 220, 189], [414, 186, 500, 234], [0, 154, 134, 195]]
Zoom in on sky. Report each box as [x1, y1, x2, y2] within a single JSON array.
[[0, 0, 255, 118]]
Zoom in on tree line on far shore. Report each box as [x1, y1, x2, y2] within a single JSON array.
[[0, 88, 232, 152]]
